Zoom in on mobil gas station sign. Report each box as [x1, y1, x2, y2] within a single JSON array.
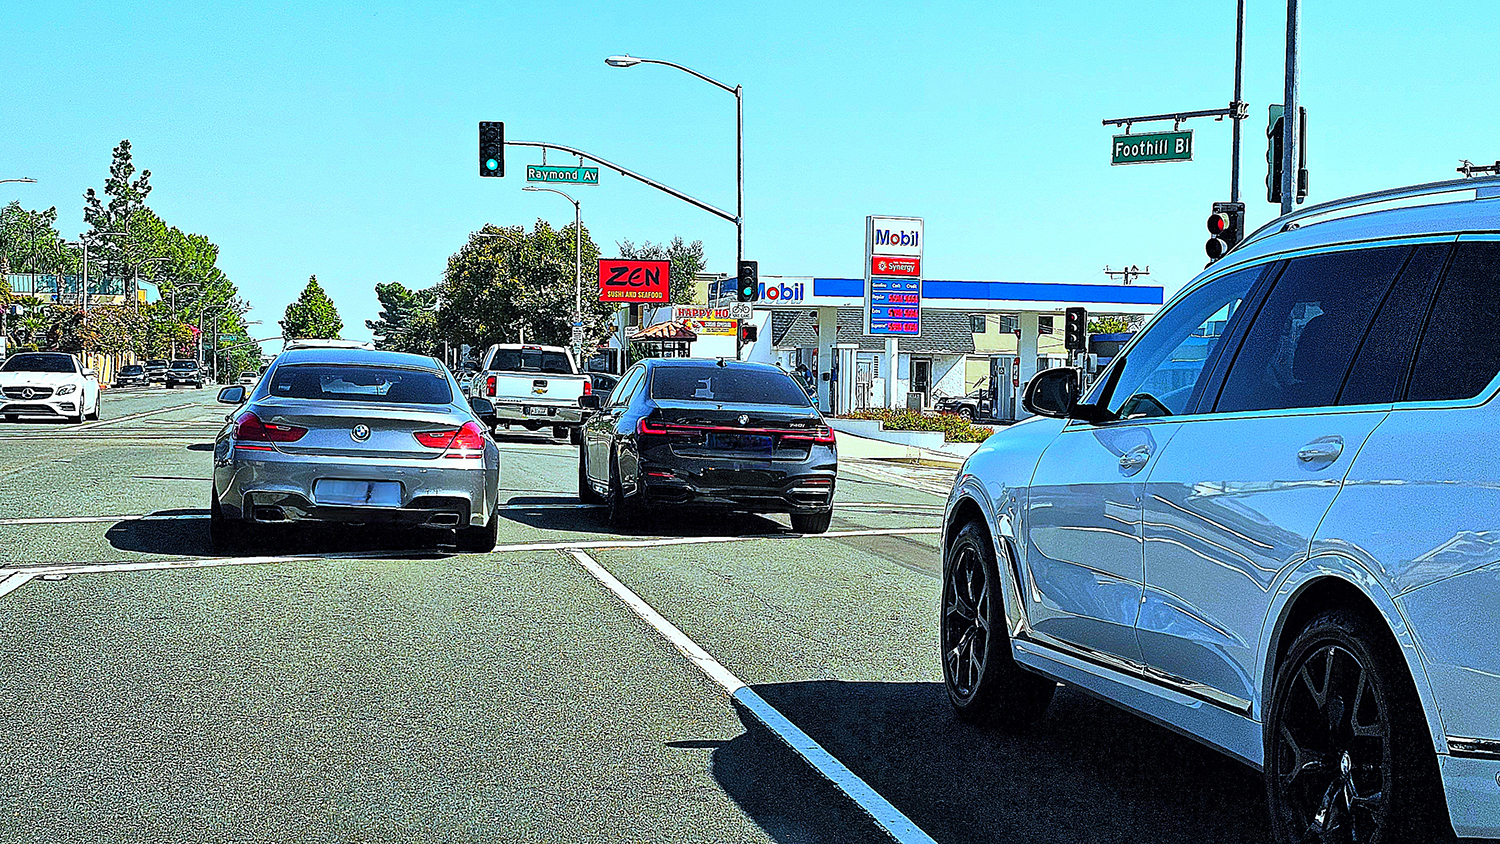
[[865, 216, 923, 336]]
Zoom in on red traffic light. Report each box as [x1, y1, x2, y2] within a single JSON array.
[[1207, 212, 1232, 236]]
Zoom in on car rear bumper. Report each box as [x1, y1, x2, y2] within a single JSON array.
[[635, 450, 837, 514], [492, 401, 583, 425], [216, 447, 496, 528]]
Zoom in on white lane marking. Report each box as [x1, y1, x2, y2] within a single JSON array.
[[567, 548, 937, 844], [70, 402, 197, 430], [0, 527, 941, 574], [0, 571, 35, 599]]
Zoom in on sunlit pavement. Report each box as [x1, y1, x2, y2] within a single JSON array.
[[0, 388, 1267, 843]]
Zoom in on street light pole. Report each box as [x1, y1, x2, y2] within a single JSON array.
[[522, 185, 582, 360], [606, 54, 745, 353]]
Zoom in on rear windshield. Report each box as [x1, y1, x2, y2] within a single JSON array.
[[489, 349, 572, 374], [649, 365, 812, 407], [1, 353, 75, 373], [267, 364, 452, 405]]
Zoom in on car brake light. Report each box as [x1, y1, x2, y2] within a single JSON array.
[[637, 417, 668, 436], [486, 375, 497, 397], [234, 411, 307, 444], [783, 425, 836, 444], [414, 421, 486, 458], [583, 379, 592, 396]]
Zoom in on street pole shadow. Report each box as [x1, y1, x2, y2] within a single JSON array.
[[705, 680, 1269, 844]]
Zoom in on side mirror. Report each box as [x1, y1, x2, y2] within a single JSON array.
[[83, 368, 97, 378], [579, 394, 601, 410], [468, 396, 497, 422], [217, 385, 246, 405], [1022, 367, 1081, 419]]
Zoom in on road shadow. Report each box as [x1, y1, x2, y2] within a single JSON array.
[[708, 680, 1268, 844], [105, 510, 450, 559], [495, 502, 790, 538], [185, 443, 214, 452]]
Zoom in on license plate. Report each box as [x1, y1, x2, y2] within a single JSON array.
[[708, 433, 774, 453], [313, 479, 402, 507], [525, 406, 550, 417]]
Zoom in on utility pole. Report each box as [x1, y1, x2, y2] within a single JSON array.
[[1281, 0, 1300, 216], [1104, 265, 1151, 286], [1231, 0, 1246, 203]]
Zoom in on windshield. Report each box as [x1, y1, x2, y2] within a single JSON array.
[[145, 360, 166, 368], [267, 364, 452, 404], [649, 365, 812, 407], [489, 349, 572, 374], [120, 366, 144, 375], [1, 354, 75, 373], [170, 361, 197, 370]]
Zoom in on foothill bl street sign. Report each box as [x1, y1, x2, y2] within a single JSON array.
[[1111, 130, 1193, 165]]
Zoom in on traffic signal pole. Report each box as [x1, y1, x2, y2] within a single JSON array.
[[1231, 0, 1245, 204], [1281, 0, 1301, 216]]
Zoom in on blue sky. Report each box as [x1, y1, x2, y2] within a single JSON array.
[[3, 1, 1497, 347]]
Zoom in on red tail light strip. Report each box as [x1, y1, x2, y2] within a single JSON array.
[[414, 421, 487, 458], [637, 419, 835, 443]]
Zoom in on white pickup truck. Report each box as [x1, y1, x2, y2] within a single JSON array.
[[475, 344, 593, 444]]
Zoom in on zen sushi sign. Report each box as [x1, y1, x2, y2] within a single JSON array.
[[598, 259, 670, 303], [1111, 130, 1193, 165]]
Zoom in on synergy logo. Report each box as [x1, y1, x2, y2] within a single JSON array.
[[758, 281, 805, 302]]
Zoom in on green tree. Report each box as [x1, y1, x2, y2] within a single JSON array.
[[0, 202, 79, 275], [616, 236, 706, 304], [1088, 315, 1144, 334], [281, 275, 343, 340], [436, 220, 610, 352], [366, 281, 438, 353]]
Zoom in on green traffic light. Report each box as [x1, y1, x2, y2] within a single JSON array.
[[486, 158, 498, 171]]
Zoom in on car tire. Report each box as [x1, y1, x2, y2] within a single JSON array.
[[552, 425, 567, 440], [1265, 607, 1454, 844], [569, 427, 583, 446], [209, 486, 250, 554], [958, 406, 975, 422], [791, 509, 833, 534], [942, 520, 1056, 729], [578, 447, 605, 504], [455, 505, 499, 553], [605, 452, 638, 531], [3, 414, 16, 422], [89, 397, 101, 421]]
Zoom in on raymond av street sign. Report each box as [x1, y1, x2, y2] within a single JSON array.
[[526, 165, 600, 185], [1111, 130, 1193, 165]]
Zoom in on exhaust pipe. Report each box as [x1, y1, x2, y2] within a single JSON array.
[[428, 513, 461, 527], [253, 506, 287, 522]]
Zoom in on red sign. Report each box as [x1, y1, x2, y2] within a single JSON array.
[[598, 259, 670, 303], [871, 255, 921, 277]]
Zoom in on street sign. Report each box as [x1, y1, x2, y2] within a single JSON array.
[[526, 165, 600, 186], [865, 215, 924, 336], [1111, 130, 1193, 165], [728, 301, 752, 320], [598, 258, 670, 303]]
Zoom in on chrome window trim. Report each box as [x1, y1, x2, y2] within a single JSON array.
[[1448, 736, 1500, 760]]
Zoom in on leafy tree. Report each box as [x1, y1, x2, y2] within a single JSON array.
[[281, 275, 343, 340], [1088, 315, 1144, 334], [83, 139, 152, 241], [366, 281, 438, 353], [0, 202, 79, 274], [616, 236, 706, 304], [436, 220, 611, 352]]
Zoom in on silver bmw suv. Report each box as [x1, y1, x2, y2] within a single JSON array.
[[943, 176, 1500, 842]]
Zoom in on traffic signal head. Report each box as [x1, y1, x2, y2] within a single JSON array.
[[479, 121, 505, 177], [1206, 201, 1246, 261], [1266, 107, 1285, 204], [737, 259, 759, 302], [1064, 307, 1087, 353]]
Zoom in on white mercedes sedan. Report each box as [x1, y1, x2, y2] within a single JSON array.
[[0, 352, 101, 423]]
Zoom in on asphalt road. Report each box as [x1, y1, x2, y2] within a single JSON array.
[[0, 387, 1268, 844]]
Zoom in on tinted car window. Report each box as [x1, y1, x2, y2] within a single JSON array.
[[1408, 241, 1500, 402], [1214, 247, 1407, 413], [611, 367, 643, 407], [1337, 244, 1449, 406], [268, 365, 452, 404], [1103, 267, 1262, 419], [650, 365, 812, 407], [1, 353, 76, 373], [171, 360, 198, 370], [488, 349, 571, 374]]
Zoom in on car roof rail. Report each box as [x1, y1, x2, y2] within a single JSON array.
[[1235, 174, 1500, 254]]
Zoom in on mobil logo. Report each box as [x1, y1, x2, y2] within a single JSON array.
[[868, 215, 923, 257], [758, 281, 805, 302]]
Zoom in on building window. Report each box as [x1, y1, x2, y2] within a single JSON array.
[[970, 315, 986, 334], [999, 315, 1018, 334], [1039, 315, 1054, 334]]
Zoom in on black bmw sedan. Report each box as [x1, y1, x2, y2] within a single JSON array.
[[578, 359, 836, 533]]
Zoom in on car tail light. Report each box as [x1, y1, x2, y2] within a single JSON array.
[[414, 421, 486, 458], [783, 424, 836, 444], [485, 375, 497, 397], [583, 379, 592, 396], [637, 417, 669, 436], [234, 411, 306, 446]]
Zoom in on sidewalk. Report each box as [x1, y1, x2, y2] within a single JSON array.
[[829, 423, 980, 468], [833, 427, 969, 498]]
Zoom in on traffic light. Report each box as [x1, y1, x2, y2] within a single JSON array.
[[479, 121, 505, 177], [1206, 201, 1246, 261], [739, 324, 759, 343], [1266, 107, 1284, 204], [1064, 307, 1087, 353], [737, 259, 759, 302]]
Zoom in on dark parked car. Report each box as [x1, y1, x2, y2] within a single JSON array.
[[165, 359, 203, 388], [578, 359, 837, 533], [935, 386, 996, 421], [143, 359, 168, 384], [114, 364, 149, 388]]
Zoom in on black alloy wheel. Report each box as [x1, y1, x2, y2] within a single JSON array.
[[605, 452, 638, 530], [1266, 608, 1454, 844], [958, 406, 975, 422], [941, 521, 1054, 728]]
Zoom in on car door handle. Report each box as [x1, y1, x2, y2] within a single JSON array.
[[1297, 437, 1344, 463], [1119, 448, 1151, 472]]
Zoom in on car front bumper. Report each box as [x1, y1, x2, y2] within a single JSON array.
[[0, 394, 80, 418], [216, 445, 497, 528]]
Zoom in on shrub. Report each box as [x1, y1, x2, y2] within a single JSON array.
[[839, 409, 995, 443]]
